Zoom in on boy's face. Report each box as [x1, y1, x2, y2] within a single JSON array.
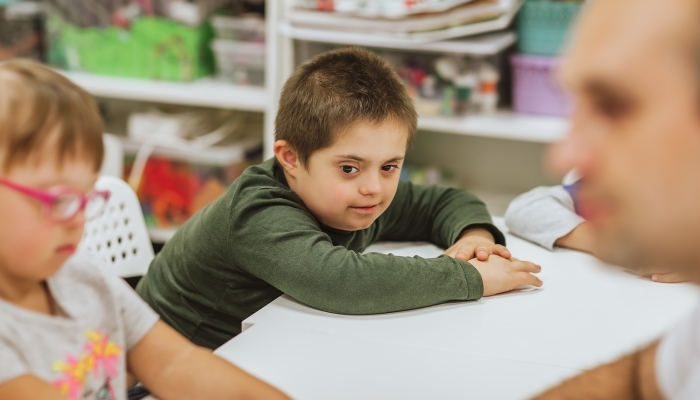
[[292, 119, 408, 231], [0, 150, 97, 283]]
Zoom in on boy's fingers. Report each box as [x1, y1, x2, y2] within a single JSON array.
[[514, 260, 541, 273], [476, 246, 489, 260], [651, 272, 686, 283], [456, 252, 470, 261], [518, 273, 543, 287], [495, 245, 511, 259]]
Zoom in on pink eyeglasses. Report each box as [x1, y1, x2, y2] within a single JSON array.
[[0, 177, 111, 222]]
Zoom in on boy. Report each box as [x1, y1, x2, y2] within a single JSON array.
[[0, 59, 288, 400], [137, 47, 542, 350]]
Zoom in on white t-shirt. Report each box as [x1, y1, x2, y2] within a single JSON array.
[[656, 303, 700, 400], [0, 253, 159, 400], [504, 185, 586, 250]]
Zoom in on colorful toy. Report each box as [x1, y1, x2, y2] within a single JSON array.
[[124, 156, 252, 229]]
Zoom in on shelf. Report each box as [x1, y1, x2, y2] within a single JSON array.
[[148, 227, 177, 243], [60, 71, 268, 112], [283, 0, 523, 44], [418, 112, 570, 143], [280, 24, 516, 55]]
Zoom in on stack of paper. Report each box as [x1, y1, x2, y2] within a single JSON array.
[[289, 0, 522, 41]]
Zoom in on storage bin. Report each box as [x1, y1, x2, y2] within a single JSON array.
[[211, 38, 265, 86], [46, 16, 215, 81], [517, 0, 583, 56], [0, 2, 43, 61], [122, 137, 262, 229], [511, 54, 571, 117], [212, 15, 265, 42]]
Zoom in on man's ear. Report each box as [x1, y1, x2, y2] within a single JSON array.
[[274, 140, 300, 178]]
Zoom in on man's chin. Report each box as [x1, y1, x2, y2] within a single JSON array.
[[590, 231, 652, 272]]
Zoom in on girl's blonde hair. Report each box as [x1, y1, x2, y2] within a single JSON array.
[[0, 59, 104, 172]]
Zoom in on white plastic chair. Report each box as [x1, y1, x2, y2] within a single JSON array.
[[79, 176, 154, 278], [100, 133, 124, 178]]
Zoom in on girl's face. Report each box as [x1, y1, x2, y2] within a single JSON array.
[[0, 155, 98, 284]]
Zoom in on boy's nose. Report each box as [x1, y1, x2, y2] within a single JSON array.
[[359, 174, 381, 196]]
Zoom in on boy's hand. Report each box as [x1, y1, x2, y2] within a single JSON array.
[[445, 227, 511, 261], [469, 256, 543, 296]]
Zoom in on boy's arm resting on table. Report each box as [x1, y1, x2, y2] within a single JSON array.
[[233, 193, 540, 314], [377, 181, 505, 248], [504, 186, 587, 251], [128, 321, 290, 400], [534, 341, 664, 400], [0, 375, 67, 400]]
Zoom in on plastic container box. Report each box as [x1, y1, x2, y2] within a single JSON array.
[[517, 0, 583, 56], [46, 16, 215, 81], [511, 54, 571, 117], [211, 39, 265, 86], [212, 15, 265, 42], [122, 137, 262, 229], [0, 2, 43, 61]]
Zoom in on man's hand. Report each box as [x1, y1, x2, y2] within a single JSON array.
[[445, 227, 511, 262], [622, 267, 688, 283], [469, 256, 543, 296], [650, 272, 686, 283]]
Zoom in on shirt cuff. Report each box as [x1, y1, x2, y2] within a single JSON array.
[[456, 222, 507, 247], [456, 259, 484, 300]]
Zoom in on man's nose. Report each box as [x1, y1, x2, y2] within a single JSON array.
[[547, 117, 598, 181]]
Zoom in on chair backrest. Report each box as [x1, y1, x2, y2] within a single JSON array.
[[100, 134, 124, 178], [79, 176, 154, 278]]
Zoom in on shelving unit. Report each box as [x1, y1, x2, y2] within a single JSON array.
[[147, 227, 177, 243], [61, 71, 268, 112], [59, 1, 568, 241], [418, 112, 569, 143]]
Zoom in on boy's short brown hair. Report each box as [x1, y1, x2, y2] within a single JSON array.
[[0, 59, 104, 172], [275, 47, 417, 166]]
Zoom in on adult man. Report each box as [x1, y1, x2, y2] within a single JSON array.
[[536, 0, 700, 398]]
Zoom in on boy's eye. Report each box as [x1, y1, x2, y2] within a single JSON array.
[[341, 165, 359, 174], [381, 165, 399, 172]]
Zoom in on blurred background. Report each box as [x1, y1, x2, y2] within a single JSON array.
[[0, 0, 583, 245]]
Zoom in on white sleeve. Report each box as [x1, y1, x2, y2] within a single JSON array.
[[504, 185, 586, 250], [104, 273, 160, 351], [0, 322, 29, 384], [656, 304, 700, 400]]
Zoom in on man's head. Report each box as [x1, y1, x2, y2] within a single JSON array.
[[552, 0, 700, 277], [274, 47, 417, 231], [0, 60, 104, 284]]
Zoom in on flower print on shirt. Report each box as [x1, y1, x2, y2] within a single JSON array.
[[52, 330, 123, 400]]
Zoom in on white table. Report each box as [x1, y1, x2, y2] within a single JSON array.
[[211, 219, 699, 399], [241, 219, 699, 372], [216, 323, 580, 400]]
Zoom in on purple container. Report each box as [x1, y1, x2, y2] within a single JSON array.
[[511, 54, 572, 117]]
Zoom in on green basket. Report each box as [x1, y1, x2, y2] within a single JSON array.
[[47, 17, 214, 81], [517, 0, 584, 56]]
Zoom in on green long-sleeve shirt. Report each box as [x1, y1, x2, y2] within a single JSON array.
[[136, 158, 505, 349]]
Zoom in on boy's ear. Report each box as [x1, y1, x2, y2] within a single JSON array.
[[274, 140, 300, 178]]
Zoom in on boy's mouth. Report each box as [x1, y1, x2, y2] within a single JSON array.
[[349, 204, 380, 214]]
